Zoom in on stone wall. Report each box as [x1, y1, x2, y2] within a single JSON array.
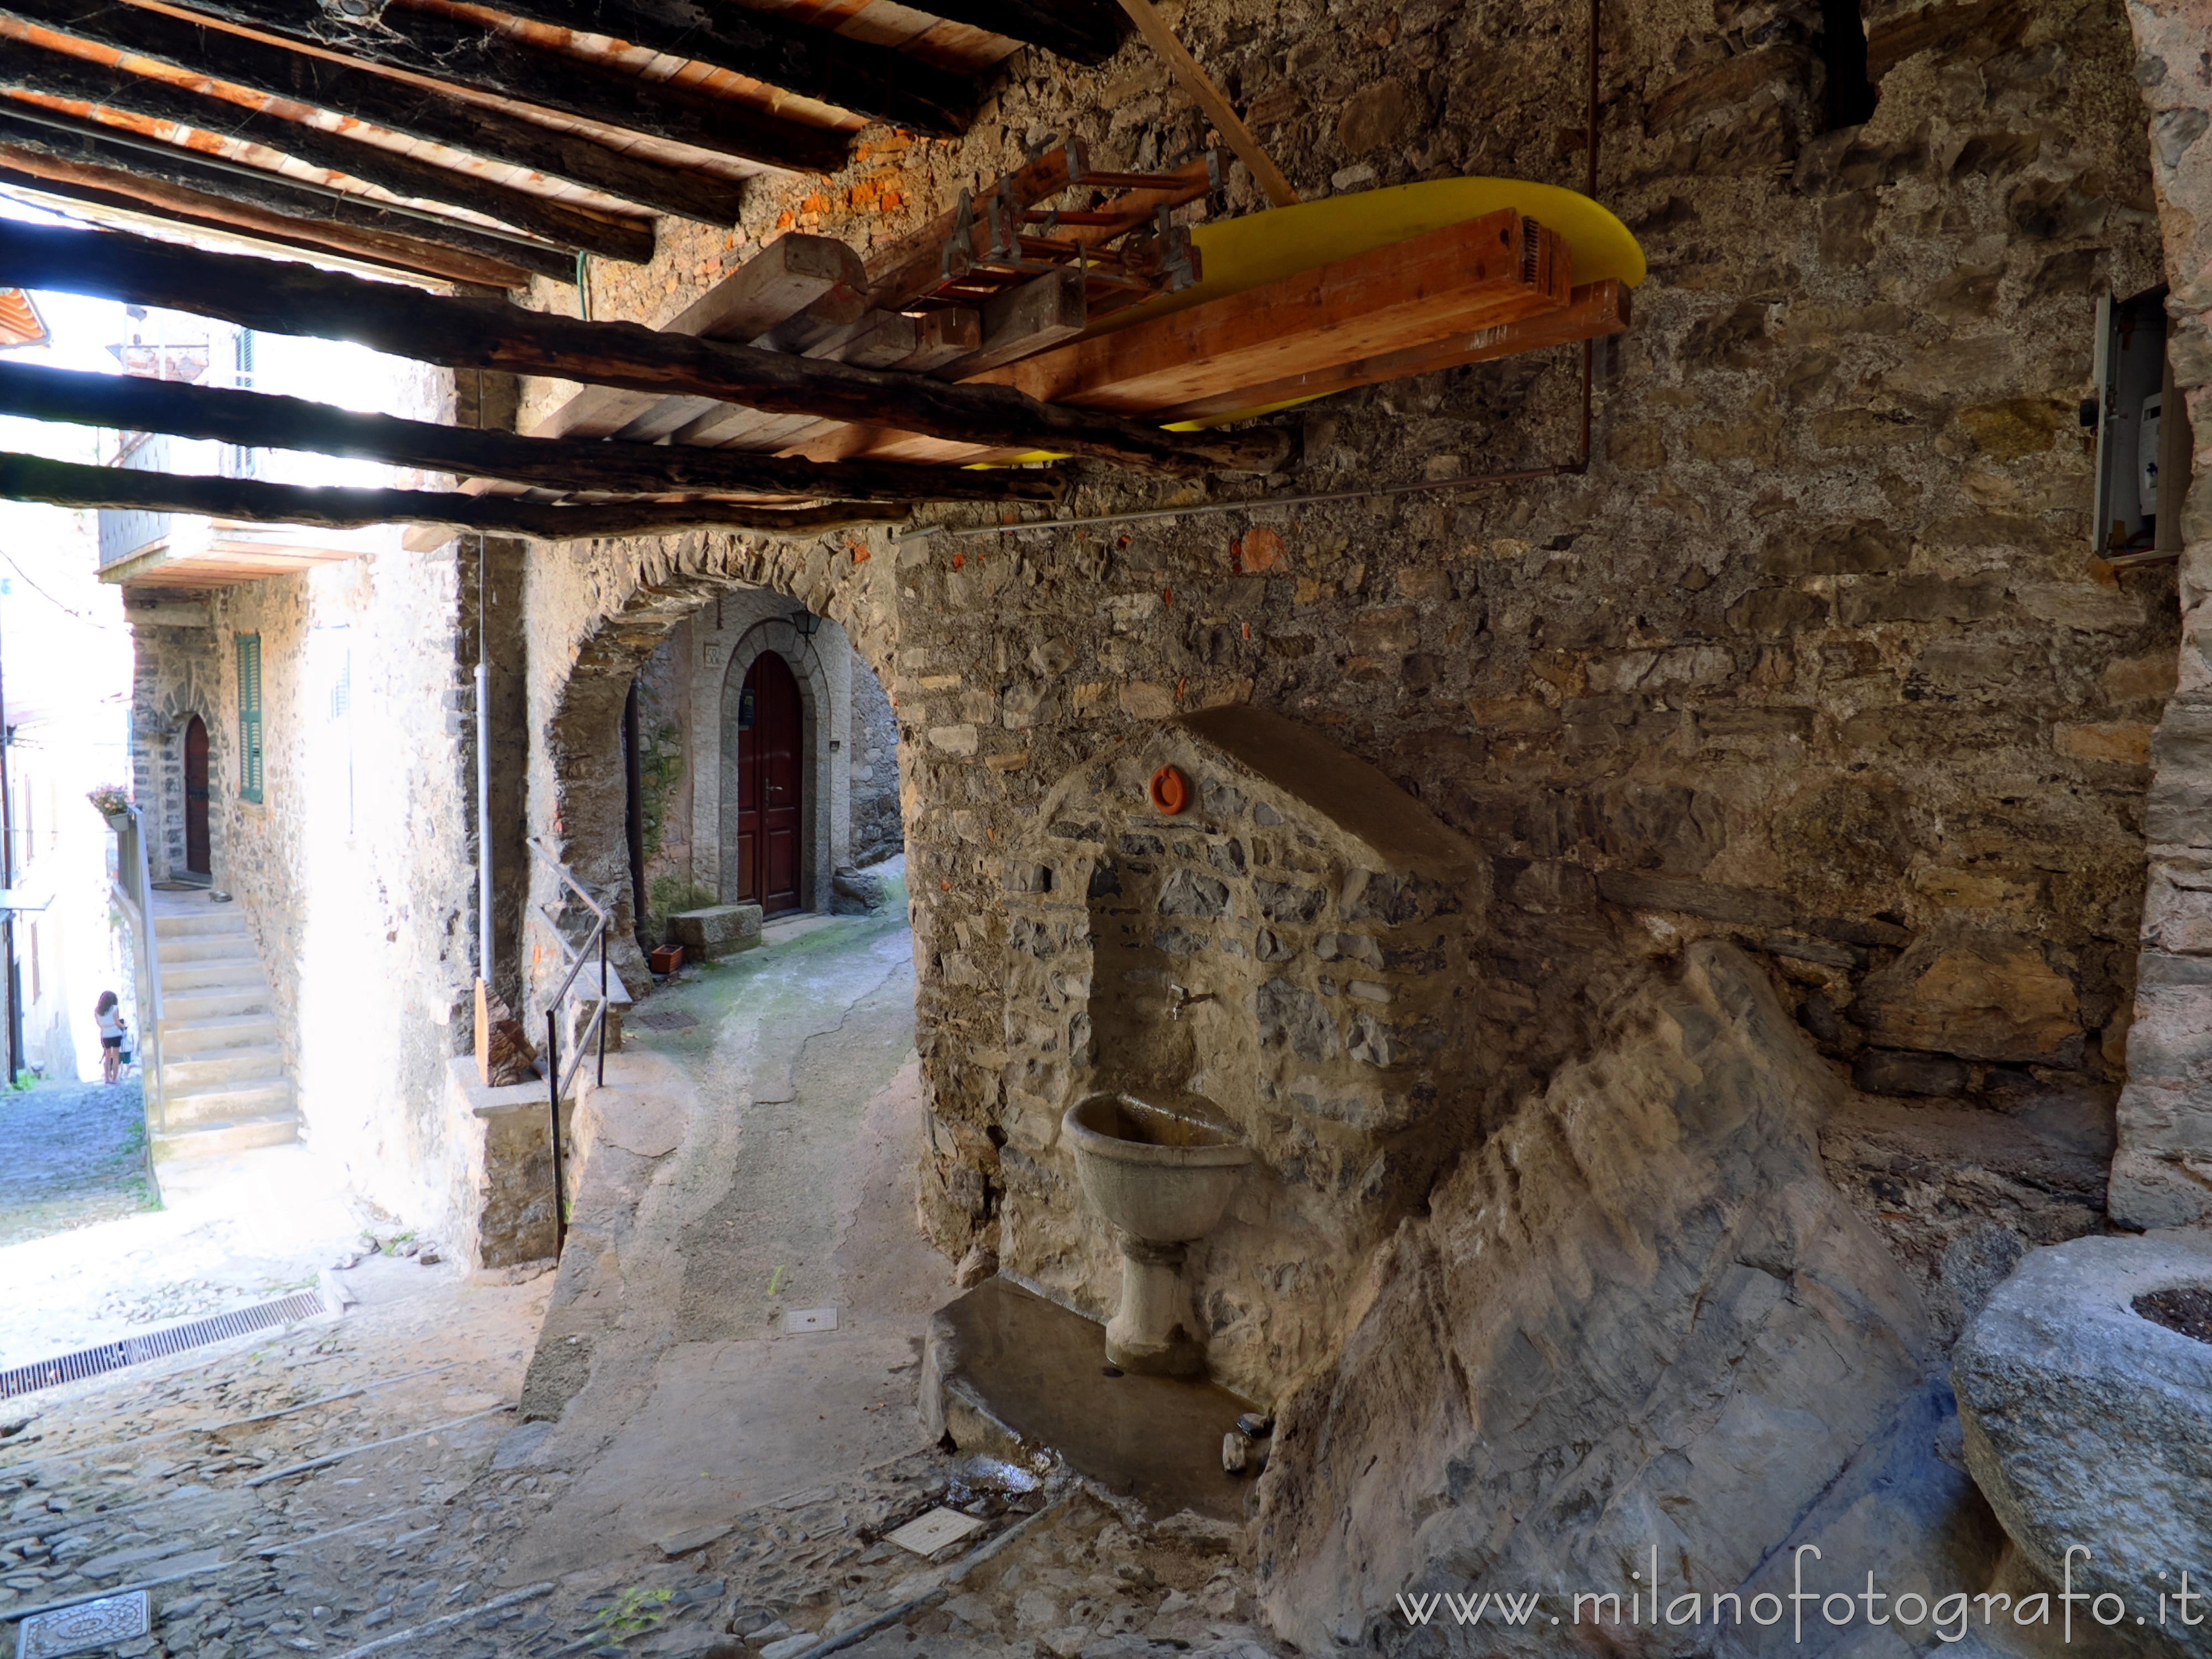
[[506, 0, 2190, 1486], [997, 708, 1483, 1400], [848, 639, 904, 868]]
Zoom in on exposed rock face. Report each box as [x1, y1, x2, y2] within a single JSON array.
[[1254, 942, 2002, 1655], [1953, 1232, 2212, 1652]]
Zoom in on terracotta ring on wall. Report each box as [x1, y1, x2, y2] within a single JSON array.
[[1149, 765, 1190, 815]]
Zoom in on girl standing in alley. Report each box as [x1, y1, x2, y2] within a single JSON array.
[[95, 990, 128, 1084]]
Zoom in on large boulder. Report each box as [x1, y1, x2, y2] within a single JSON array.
[[1254, 941, 2004, 1656], [1953, 1232, 2212, 1652]]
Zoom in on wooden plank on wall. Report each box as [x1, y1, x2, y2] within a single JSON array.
[[974, 211, 1570, 415]]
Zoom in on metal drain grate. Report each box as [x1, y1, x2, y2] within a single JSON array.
[[0, 1290, 330, 1401]]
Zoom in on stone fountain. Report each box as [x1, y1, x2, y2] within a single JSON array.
[[1062, 1091, 1253, 1376]]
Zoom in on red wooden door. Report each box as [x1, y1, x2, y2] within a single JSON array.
[[736, 651, 802, 915], [184, 714, 211, 876]]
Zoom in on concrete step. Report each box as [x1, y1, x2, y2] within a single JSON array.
[[160, 1078, 294, 1126], [164, 1045, 286, 1091], [161, 960, 269, 993], [160, 1013, 281, 1056], [153, 911, 253, 941], [152, 1109, 301, 1163], [162, 986, 274, 1022], [157, 936, 260, 966]]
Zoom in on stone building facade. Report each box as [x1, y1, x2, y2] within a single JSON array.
[[630, 593, 904, 931]]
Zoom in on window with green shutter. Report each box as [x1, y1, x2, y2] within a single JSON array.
[[236, 633, 264, 803]]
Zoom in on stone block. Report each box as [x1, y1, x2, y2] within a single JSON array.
[[672, 903, 763, 959], [436, 1055, 562, 1272]]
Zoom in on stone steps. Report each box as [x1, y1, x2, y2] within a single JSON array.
[[161, 1077, 295, 1129], [164, 1044, 287, 1092], [162, 985, 275, 1023], [150, 1109, 301, 1161], [161, 1011, 281, 1056], [150, 904, 298, 1161]]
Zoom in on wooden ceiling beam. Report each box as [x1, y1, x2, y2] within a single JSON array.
[[0, 37, 653, 262], [0, 0, 745, 222], [0, 164, 490, 287], [907, 0, 1128, 65], [465, 0, 975, 138], [0, 102, 576, 280], [0, 359, 1068, 505], [170, 0, 849, 174], [2, 450, 909, 538], [0, 220, 1290, 476]]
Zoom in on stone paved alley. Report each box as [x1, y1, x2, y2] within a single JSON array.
[[0, 1077, 155, 1250], [2, 891, 1282, 1659]]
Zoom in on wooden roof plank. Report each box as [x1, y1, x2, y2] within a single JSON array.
[[900, 0, 1126, 64], [0, 38, 653, 260], [528, 231, 864, 440], [173, 0, 850, 174], [452, 0, 976, 138], [0, 0, 747, 221]]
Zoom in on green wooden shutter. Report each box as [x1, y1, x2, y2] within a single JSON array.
[[236, 633, 263, 803]]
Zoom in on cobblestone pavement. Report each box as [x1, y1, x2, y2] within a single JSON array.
[[0, 1077, 155, 1248], [2, 1256, 1280, 1659]]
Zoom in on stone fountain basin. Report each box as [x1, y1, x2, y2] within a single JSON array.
[[1953, 1232, 2212, 1625], [1063, 1093, 1253, 1244]]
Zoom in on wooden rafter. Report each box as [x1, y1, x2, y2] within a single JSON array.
[[0, 451, 908, 537], [0, 147, 537, 287], [0, 36, 654, 262], [0, 102, 576, 281], [169, 0, 849, 174], [0, 0, 745, 222], [908, 0, 1128, 65], [440, 0, 975, 139], [0, 222, 1292, 476], [0, 361, 1068, 505]]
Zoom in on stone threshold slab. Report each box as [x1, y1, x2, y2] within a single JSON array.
[[921, 1275, 1256, 1522]]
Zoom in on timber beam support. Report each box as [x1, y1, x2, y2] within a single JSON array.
[[0, 222, 1290, 477], [0, 361, 1067, 506], [0, 452, 909, 539]]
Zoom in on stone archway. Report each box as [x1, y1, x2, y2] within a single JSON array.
[[530, 530, 898, 1021]]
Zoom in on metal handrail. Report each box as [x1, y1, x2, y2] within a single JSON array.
[[526, 837, 611, 1255], [108, 806, 165, 1130]]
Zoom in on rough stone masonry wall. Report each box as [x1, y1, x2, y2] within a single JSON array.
[[517, 0, 2184, 1383], [849, 639, 905, 868], [2110, 0, 2212, 1229]]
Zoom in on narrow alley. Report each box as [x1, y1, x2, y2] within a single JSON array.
[[5, 886, 1279, 1659]]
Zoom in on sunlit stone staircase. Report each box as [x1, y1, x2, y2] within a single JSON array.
[[150, 896, 301, 1162]]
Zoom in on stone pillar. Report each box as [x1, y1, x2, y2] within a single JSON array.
[[2114, 0, 2212, 1228]]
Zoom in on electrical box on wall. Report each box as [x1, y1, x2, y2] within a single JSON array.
[[2090, 285, 2192, 559]]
